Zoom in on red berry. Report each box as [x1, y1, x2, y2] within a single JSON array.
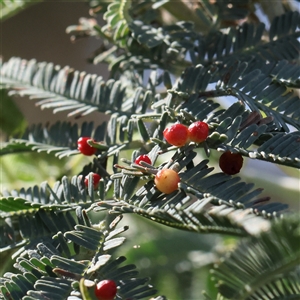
[[77, 137, 97, 156], [163, 124, 189, 147], [188, 121, 209, 143], [84, 173, 101, 189], [134, 155, 152, 166], [219, 151, 244, 175], [95, 280, 117, 300], [155, 169, 180, 194]]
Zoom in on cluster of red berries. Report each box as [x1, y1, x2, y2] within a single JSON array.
[[78, 131, 244, 196], [219, 151, 244, 175], [163, 123, 245, 175], [163, 121, 209, 147], [94, 279, 117, 300]]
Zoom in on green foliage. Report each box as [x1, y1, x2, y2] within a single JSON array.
[[0, 90, 27, 136], [1, 1, 299, 299], [211, 215, 300, 299], [0, 213, 158, 300]]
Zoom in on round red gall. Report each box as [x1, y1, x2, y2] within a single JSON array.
[[219, 151, 244, 175], [188, 121, 209, 143], [155, 169, 180, 194], [77, 137, 97, 156], [163, 124, 189, 147], [134, 155, 152, 166], [94, 279, 117, 300], [84, 173, 101, 189]]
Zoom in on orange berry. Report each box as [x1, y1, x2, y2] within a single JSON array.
[[155, 169, 180, 194]]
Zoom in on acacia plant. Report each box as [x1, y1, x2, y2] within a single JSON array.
[[1, 1, 300, 299]]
